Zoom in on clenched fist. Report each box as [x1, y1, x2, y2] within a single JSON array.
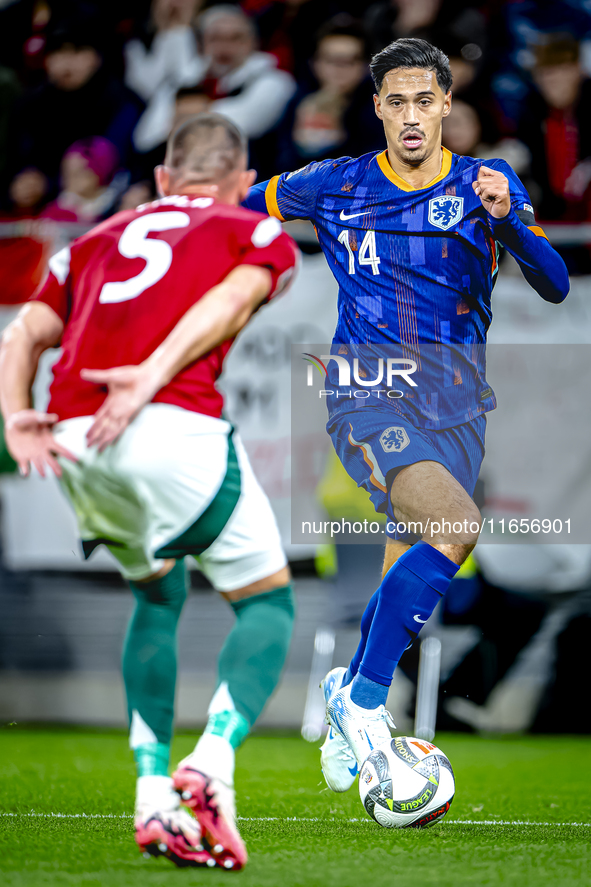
[[472, 166, 511, 219]]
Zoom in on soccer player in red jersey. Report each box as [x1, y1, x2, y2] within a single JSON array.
[[0, 114, 299, 870]]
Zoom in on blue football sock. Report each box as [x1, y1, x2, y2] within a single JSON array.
[[343, 589, 379, 686], [349, 671, 389, 709], [358, 541, 459, 686]]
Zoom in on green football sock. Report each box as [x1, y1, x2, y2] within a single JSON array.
[[204, 710, 250, 750], [122, 560, 187, 777], [133, 742, 170, 777], [213, 584, 295, 740]]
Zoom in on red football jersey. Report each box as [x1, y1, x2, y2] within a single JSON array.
[[31, 196, 298, 421]]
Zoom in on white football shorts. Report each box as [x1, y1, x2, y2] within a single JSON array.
[[53, 403, 287, 588]]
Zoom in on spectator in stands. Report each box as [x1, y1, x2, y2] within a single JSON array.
[[275, 17, 384, 172], [365, 0, 443, 51], [41, 137, 120, 224], [441, 99, 478, 159], [196, 5, 296, 139], [0, 170, 48, 307], [5, 168, 47, 228], [122, 84, 213, 208], [437, 34, 491, 111], [518, 36, 591, 223], [0, 66, 21, 195], [173, 84, 212, 123], [125, 0, 205, 95], [364, 0, 487, 60], [118, 181, 156, 213], [0, 0, 51, 82], [129, 4, 295, 178], [246, 0, 368, 82], [125, 0, 206, 154], [443, 99, 530, 177], [486, 1, 591, 134], [8, 21, 144, 205]]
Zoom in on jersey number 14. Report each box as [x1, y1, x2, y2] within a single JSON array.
[[338, 229, 381, 276]]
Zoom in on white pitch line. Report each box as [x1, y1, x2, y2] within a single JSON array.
[[448, 819, 591, 827], [1, 812, 131, 819], [1, 812, 590, 827]]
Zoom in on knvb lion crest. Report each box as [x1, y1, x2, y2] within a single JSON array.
[[428, 196, 464, 231], [380, 426, 410, 453]]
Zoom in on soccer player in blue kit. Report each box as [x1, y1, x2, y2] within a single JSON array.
[[244, 38, 569, 791]]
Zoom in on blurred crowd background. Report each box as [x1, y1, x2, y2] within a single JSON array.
[[1, 0, 591, 736], [1, 0, 591, 304]]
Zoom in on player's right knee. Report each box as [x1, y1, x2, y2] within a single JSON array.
[[221, 566, 291, 602], [128, 559, 187, 610], [462, 504, 482, 545], [451, 503, 481, 546], [134, 559, 177, 584], [426, 504, 481, 548]]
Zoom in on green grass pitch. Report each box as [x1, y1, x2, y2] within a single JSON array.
[[1, 727, 590, 887]]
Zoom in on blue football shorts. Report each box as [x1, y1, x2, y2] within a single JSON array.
[[327, 407, 486, 540]]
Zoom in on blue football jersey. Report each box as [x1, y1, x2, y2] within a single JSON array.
[[244, 149, 547, 429]]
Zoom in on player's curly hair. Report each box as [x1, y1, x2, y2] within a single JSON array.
[[370, 38, 452, 94]]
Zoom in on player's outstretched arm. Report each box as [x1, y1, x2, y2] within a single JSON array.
[[473, 166, 569, 304], [0, 302, 78, 477], [242, 159, 336, 222], [82, 264, 272, 451]]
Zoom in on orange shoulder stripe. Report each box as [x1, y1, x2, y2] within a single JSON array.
[[265, 176, 285, 221], [528, 225, 549, 240]]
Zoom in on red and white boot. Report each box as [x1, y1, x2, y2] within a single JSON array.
[[173, 758, 247, 871], [134, 775, 217, 868]]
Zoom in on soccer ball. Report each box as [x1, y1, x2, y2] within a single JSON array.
[[358, 736, 455, 828]]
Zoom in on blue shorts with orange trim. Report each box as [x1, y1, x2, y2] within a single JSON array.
[[327, 408, 486, 540]]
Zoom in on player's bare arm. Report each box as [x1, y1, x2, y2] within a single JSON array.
[[82, 263, 272, 451], [0, 301, 78, 477]]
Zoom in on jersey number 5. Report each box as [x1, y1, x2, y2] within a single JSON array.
[[99, 211, 190, 304], [338, 229, 381, 276]]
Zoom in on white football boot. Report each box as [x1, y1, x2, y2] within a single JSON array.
[[326, 680, 395, 767], [319, 666, 359, 792]]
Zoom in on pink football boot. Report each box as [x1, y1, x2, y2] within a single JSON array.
[[135, 807, 218, 868], [172, 765, 247, 871]]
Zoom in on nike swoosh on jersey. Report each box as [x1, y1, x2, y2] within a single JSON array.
[[339, 209, 371, 220], [413, 614, 428, 624]]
